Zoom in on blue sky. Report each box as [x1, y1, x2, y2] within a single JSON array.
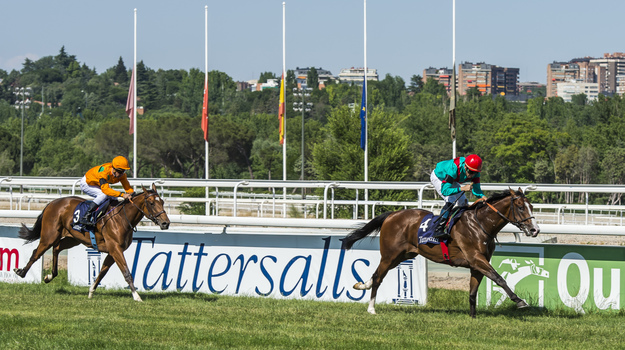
[[2, 0, 623, 84]]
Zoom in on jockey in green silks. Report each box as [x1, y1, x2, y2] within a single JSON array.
[[429, 154, 485, 238]]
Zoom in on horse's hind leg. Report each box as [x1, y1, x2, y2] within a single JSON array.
[[14, 230, 61, 278], [468, 269, 486, 318], [44, 236, 80, 283], [356, 252, 412, 315], [89, 254, 115, 299]]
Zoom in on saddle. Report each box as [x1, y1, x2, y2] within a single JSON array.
[[71, 198, 122, 251], [417, 207, 467, 245]]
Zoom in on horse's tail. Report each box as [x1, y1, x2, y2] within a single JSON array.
[[344, 211, 393, 250], [18, 209, 46, 243]]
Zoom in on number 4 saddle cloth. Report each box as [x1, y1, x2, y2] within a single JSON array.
[[417, 208, 467, 245]]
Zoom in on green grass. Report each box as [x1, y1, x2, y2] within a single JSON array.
[[1, 270, 624, 349]]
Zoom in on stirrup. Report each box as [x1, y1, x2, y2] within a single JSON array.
[[79, 214, 95, 226]]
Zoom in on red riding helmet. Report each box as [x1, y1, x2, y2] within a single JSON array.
[[465, 154, 482, 172]]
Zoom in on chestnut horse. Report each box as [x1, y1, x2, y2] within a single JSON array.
[[344, 188, 540, 318], [14, 183, 170, 302]]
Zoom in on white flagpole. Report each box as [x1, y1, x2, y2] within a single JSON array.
[[282, 2, 287, 216], [364, 0, 369, 220], [133, 8, 137, 178], [205, 5, 210, 215], [452, 0, 456, 159]]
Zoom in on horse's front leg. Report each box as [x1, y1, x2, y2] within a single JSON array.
[[89, 254, 115, 299], [471, 257, 528, 309], [106, 245, 142, 302]]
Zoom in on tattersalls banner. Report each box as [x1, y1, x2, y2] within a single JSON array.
[[67, 228, 427, 304], [0, 228, 42, 284], [478, 243, 625, 314]]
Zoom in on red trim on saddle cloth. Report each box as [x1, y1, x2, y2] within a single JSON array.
[[440, 241, 450, 261]]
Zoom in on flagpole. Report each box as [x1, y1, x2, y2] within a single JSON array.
[[205, 5, 210, 215], [452, 0, 456, 159], [133, 8, 137, 178], [282, 2, 287, 216], [363, 0, 369, 220]]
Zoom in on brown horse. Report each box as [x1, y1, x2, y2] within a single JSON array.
[[344, 188, 540, 318], [14, 183, 170, 302]]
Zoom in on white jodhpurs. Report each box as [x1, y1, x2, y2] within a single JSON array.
[[80, 176, 112, 205], [430, 170, 468, 207]]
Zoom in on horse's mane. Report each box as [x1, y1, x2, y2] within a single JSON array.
[[469, 189, 524, 210]]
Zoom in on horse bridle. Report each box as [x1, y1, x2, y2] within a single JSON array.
[[127, 192, 166, 224], [475, 195, 535, 236]]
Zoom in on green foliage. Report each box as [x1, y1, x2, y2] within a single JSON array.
[[3, 46, 625, 205]]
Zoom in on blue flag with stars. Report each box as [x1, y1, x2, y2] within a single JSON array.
[[359, 80, 366, 150]]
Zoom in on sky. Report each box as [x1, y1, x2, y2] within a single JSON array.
[[2, 0, 624, 85]]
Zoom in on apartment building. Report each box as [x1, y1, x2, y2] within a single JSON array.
[[556, 80, 600, 102], [457, 62, 519, 96], [337, 67, 379, 85], [547, 53, 625, 98], [422, 67, 454, 94], [293, 67, 334, 89]]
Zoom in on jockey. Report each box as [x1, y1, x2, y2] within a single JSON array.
[[430, 154, 485, 238], [78, 156, 134, 226]]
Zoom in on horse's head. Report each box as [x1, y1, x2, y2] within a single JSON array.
[[507, 188, 540, 237], [139, 183, 171, 230]]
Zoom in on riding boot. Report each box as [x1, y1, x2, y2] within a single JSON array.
[[432, 202, 453, 239], [432, 219, 449, 239], [79, 201, 98, 226]]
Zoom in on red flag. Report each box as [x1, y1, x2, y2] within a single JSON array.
[[201, 75, 209, 141], [126, 68, 135, 135], [278, 74, 285, 144]]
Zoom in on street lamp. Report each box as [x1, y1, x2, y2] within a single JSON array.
[[293, 87, 312, 198]]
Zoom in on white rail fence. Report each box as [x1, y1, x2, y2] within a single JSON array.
[[2, 177, 625, 239]]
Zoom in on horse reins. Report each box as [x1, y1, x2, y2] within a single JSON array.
[[475, 195, 535, 236], [99, 192, 164, 231], [128, 192, 166, 223]]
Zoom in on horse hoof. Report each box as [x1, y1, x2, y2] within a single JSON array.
[[353, 282, 364, 290], [367, 308, 377, 315], [13, 268, 25, 278], [517, 300, 529, 309], [44, 274, 54, 283]]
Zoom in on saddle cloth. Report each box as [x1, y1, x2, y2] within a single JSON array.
[[417, 208, 467, 245], [71, 199, 111, 233]]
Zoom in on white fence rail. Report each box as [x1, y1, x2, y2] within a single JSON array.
[[2, 177, 625, 238]]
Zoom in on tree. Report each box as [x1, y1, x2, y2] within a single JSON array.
[[488, 113, 563, 182], [258, 72, 276, 84], [571, 93, 587, 106], [408, 74, 424, 94], [114, 57, 128, 84], [307, 67, 319, 90], [312, 106, 412, 182], [421, 77, 447, 96]]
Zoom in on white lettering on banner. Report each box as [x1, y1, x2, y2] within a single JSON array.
[[70, 234, 428, 304], [593, 268, 620, 310], [557, 253, 590, 314], [556, 252, 621, 313]]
